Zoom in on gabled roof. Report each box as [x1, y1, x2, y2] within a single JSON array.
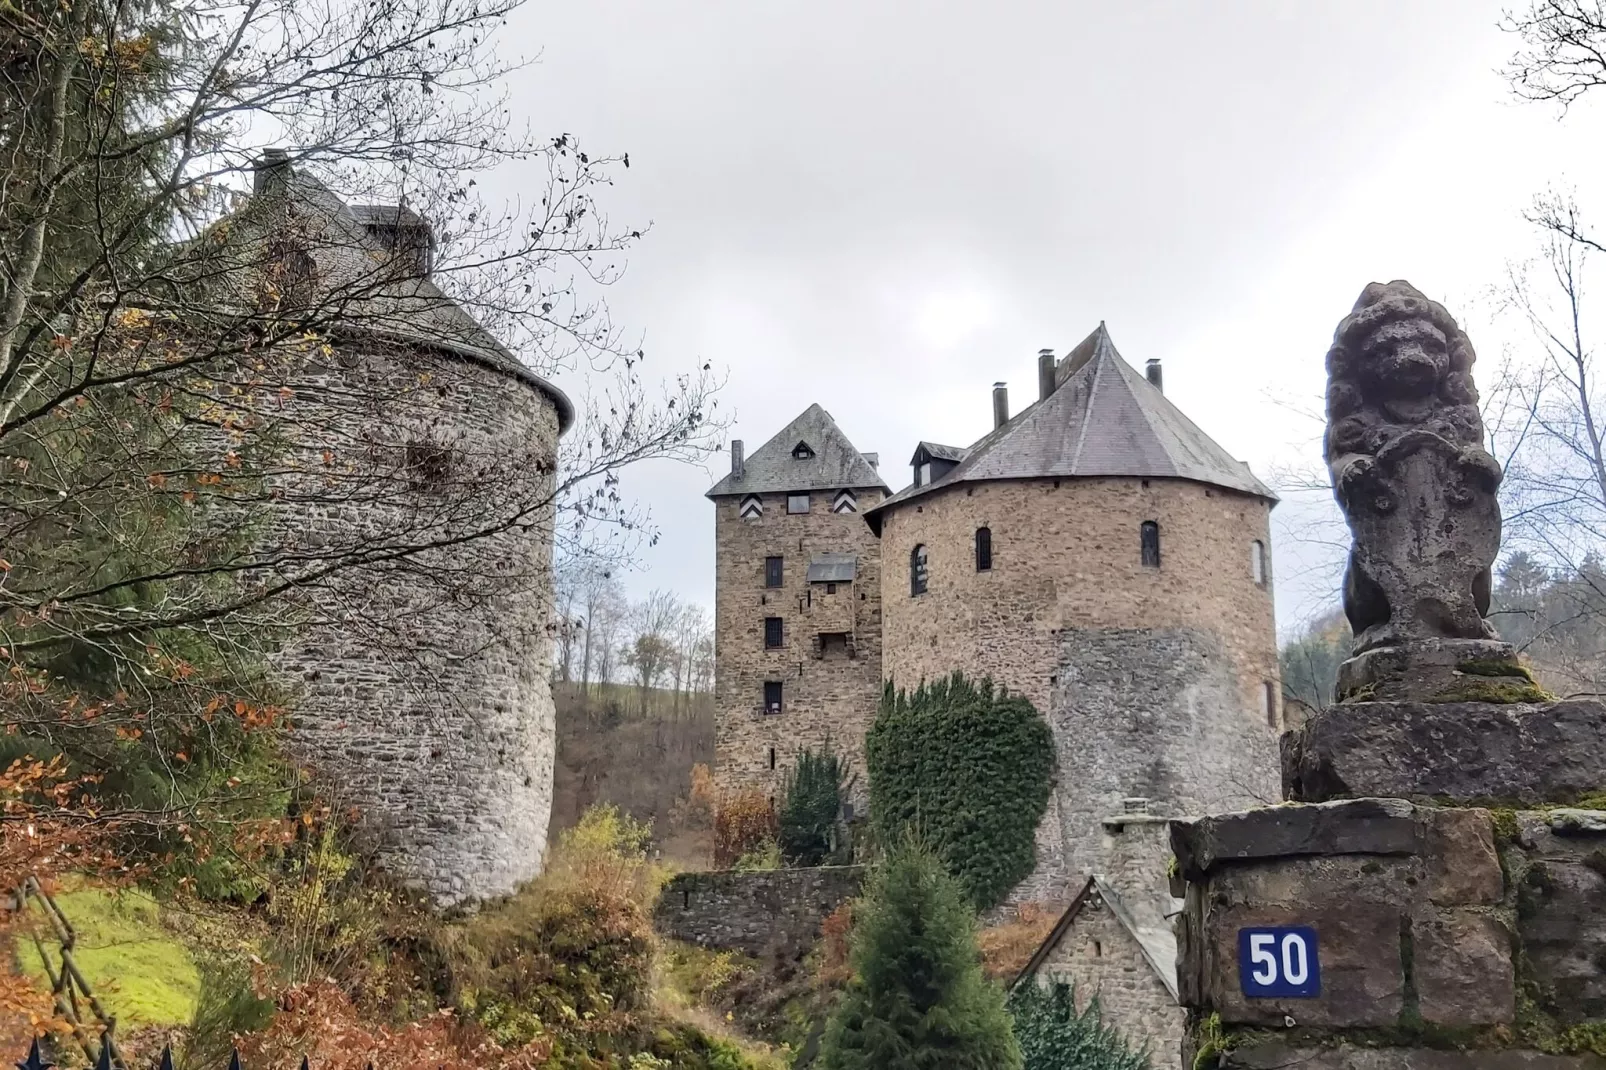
[[865, 325, 1273, 533], [198, 158, 572, 430], [1010, 875, 1180, 1002], [912, 441, 969, 464], [707, 404, 889, 498]]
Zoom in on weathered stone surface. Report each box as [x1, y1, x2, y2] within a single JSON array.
[[1517, 852, 1606, 1022], [1324, 281, 1503, 658], [1334, 637, 1527, 705], [1222, 1043, 1606, 1070], [1551, 809, 1606, 834], [1422, 807, 1503, 906], [654, 866, 866, 958], [1171, 798, 1419, 881], [1411, 910, 1514, 1026], [1283, 699, 1606, 804]]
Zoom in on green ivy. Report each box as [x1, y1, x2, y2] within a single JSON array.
[[778, 747, 848, 866], [1009, 981, 1151, 1070], [866, 673, 1055, 910]]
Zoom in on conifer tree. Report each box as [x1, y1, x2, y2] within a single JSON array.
[[816, 841, 1022, 1070], [778, 746, 846, 866], [1009, 981, 1151, 1070]]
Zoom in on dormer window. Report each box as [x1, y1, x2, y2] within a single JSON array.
[[792, 441, 815, 459], [917, 462, 932, 487]]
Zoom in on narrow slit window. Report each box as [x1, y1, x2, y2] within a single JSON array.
[[764, 680, 783, 714], [975, 526, 992, 572], [1140, 521, 1161, 568], [1264, 681, 1278, 729], [1251, 539, 1267, 585], [764, 616, 783, 649], [768, 746, 777, 769], [910, 544, 929, 596], [765, 556, 783, 588]]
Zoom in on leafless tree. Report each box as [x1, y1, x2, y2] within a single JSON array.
[[1505, 0, 1606, 110], [622, 588, 681, 714]]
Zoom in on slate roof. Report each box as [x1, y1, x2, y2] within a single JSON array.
[[1010, 874, 1180, 1002], [197, 156, 573, 430], [864, 324, 1272, 534], [707, 404, 889, 498], [806, 554, 858, 583], [913, 441, 970, 464]]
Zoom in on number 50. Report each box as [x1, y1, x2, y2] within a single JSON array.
[[1248, 931, 1310, 985]]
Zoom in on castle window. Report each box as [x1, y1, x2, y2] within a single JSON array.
[[975, 526, 993, 572], [788, 494, 811, 514], [792, 441, 815, 459], [765, 556, 784, 588], [917, 461, 932, 487], [1141, 521, 1161, 568], [764, 616, 784, 649], [764, 680, 783, 714], [768, 746, 777, 769], [1263, 681, 1279, 729], [1251, 539, 1267, 586], [826, 582, 838, 594], [910, 544, 929, 596]]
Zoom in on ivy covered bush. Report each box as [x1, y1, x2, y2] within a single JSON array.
[[1008, 981, 1151, 1070], [866, 673, 1055, 909], [778, 747, 848, 866]]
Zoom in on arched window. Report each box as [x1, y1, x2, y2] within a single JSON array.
[[910, 544, 929, 596], [1140, 521, 1161, 568], [975, 527, 993, 572], [1251, 540, 1267, 586]]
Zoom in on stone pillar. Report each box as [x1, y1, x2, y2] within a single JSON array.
[[1171, 283, 1606, 1069]]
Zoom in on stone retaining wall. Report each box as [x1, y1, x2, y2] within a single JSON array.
[[654, 866, 866, 958]]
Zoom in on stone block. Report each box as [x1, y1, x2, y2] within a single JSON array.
[[1199, 902, 1404, 1028], [1422, 808, 1502, 906], [1172, 798, 1420, 882], [1221, 1043, 1606, 1070], [1411, 910, 1514, 1026], [1518, 853, 1606, 1022], [1334, 637, 1524, 705], [1283, 699, 1606, 805]]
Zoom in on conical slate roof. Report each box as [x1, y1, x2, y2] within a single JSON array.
[[707, 403, 889, 498], [865, 325, 1273, 532]]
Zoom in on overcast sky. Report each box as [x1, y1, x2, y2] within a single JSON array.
[[488, 0, 1606, 636]]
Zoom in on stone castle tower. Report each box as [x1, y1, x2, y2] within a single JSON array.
[[707, 327, 1281, 1064]]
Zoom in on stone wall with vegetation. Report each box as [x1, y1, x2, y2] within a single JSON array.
[[654, 866, 866, 957]]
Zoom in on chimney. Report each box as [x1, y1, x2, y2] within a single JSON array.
[[254, 148, 290, 195], [992, 382, 1009, 429], [1037, 348, 1057, 401], [731, 439, 745, 480], [862, 452, 879, 469], [1145, 359, 1164, 393]]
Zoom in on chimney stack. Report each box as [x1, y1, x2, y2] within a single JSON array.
[[862, 452, 879, 469], [992, 382, 1009, 429], [731, 439, 745, 480], [1037, 348, 1057, 401], [1145, 359, 1164, 393], [254, 148, 290, 194]]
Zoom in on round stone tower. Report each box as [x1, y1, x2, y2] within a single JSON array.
[[238, 156, 570, 905], [865, 325, 1281, 903]]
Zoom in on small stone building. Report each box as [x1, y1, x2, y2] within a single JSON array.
[[706, 405, 889, 802], [214, 153, 570, 904]]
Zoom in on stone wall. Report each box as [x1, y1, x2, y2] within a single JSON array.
[[712, 492, 885, 803], [269, 340, 560, 905], [877, 476, 1281, 898], [654, 866, 867, 958]]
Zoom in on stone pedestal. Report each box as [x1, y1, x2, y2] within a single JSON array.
[[1173, 701, 1606, 1069]]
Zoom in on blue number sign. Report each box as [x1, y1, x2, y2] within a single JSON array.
[[1238, 926, 1320, 998]]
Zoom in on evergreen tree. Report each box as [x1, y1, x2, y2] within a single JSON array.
[[778, 747, 846, 866], [1008, 981, 1151, 1070], [816, 841, 1022, 1070]]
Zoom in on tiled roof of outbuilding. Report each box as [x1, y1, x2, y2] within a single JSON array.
[[864, 324, 1272, 533], [707, 404, 889, 498]]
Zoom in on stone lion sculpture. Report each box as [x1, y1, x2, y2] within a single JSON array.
[[1324, 281, 1503, 654]]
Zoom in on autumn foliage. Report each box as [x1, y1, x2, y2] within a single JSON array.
[[713, 790, 778, 869]]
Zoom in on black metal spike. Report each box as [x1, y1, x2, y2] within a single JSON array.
[[158, 1044, 175, 1070], [228, 1048, 242, 1070], [299, 1057, 310, 1070], [16, 1038, 52, 1070], [93, 1035, 111, 1070]]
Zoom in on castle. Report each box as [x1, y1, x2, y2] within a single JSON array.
[[706, 325, 1282, 1064]]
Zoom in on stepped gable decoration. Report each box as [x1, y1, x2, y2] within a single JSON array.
[[1323, 281, 1523, 702]]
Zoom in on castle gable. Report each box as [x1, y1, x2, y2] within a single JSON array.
[[706, 403, 888, 498], [865, 325, 1272, 531]]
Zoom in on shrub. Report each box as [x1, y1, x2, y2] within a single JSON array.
[[1008, 980, 1151, 1070], [978, 903, 1059, 981], [778, 748, 847, 867], [816, 840, 1021, 1070], [866, 673, 1054, 909], [713, 789, 777, 869]]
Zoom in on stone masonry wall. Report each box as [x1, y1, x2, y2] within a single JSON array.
[[878, 476, 1280, 900], [654, 866, 867, 958], [269, 341, 560, 905], [713, 491, 885, 804], [1032, 896, 1185, 1070]]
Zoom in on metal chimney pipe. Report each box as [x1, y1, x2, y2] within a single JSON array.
[[731, 439, 745, 479], [1145, 359, 1163, 393], [1038, 348, 1057, 401], [992, 382, 1009, 429]]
